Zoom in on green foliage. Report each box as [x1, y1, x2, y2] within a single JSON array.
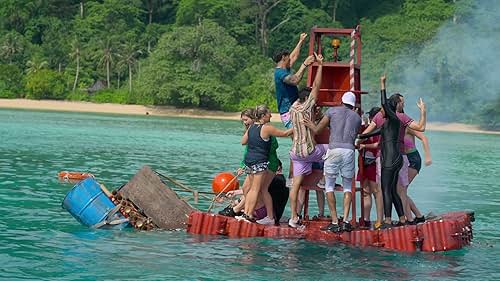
[[0, 31, 31, 66], [233, 60, 277, 111], [90, 88, 131, 104], [135, 19, 244, 109], [479, 96, 500, 131], [0, 64, 24, 98], [66, 90, 91, 102], [0, 0, 495, 130], [176, 0, 239, 27], [74, 0, 144, 43], [25, 69, 67, 99]]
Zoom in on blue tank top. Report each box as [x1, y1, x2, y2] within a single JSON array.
[[244, 124, 271, 166]]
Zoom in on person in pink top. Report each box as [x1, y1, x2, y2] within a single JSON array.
[[359, 75, 426, 228], [397, 94, 433, 224]]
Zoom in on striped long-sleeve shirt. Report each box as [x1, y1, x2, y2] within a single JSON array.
[[289, 95, 316, 158]]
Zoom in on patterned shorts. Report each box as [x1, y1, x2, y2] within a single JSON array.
[[244, 162, 269, 174]]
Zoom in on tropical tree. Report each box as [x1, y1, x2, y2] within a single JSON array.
[[69, 39, 82, 92], [25, 69, 67, 100], [0, 32, 27, 64], [0, 0, 32, 33], [92, 38, 118, 88], [118, 42, 142, 92], [80, 0, 85, 18], [136, 19, 245, 108], [39, 17, 71, 72], [25, 57, 48, 75], [0, 64, 24, 98], [239, 0, 285, 56]]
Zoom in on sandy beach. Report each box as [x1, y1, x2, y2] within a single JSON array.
[[1, 98, 498, 135]]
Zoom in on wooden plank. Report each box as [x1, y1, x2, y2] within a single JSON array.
[[119, 165, 196, 230]]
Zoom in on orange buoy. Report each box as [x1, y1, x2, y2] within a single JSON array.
[[212, 172, 239, 193], [58, 171, 95, 181]]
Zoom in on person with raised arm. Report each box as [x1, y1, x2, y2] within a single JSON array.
[[286, 52, 327, 228], [358, 75, 426, 229], [273, 33, 315, 129]]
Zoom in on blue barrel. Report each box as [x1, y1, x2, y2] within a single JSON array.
[[62, 177, 127, 228]]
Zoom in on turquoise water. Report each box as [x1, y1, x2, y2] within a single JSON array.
[[0, 109, 498, 280]]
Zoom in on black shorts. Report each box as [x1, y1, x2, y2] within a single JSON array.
[[407, 150, 422, 173]]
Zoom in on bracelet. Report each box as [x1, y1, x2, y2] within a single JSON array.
[[303, 63, 310, 67]]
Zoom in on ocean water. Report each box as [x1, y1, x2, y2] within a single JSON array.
[[0, 109, 498, 280]]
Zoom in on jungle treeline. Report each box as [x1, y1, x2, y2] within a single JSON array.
[[0, 0, 497, 129]]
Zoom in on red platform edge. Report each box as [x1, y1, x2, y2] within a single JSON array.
[[186, 211, 474, 252]]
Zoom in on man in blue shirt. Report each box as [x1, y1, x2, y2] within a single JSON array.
[[273, 33, 315, 128]]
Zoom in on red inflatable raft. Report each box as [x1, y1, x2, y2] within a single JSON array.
[[187, 210, 474, 252]]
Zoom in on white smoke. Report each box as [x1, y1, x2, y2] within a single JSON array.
[[391, 0, 500, 122]]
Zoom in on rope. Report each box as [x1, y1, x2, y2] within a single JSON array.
[[207, 173, 240, 213]]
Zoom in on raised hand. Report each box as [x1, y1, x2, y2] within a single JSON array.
[[304, 55, 315, 66], [417, 97, 426, 112], [300, 32, 308, 42], [380, 74, 386, 90], [314, 52, 324, 64]]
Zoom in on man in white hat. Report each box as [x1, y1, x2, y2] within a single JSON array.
[[304, 91, 361, 232]]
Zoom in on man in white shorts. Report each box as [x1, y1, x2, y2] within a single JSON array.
[[304, 92, 361, 232]]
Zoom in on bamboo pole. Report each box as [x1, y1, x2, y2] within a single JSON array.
[[155, 171, 212, 200], [99, 183, 113, 198]]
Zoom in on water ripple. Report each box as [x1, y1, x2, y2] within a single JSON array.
[[0, 109, 499, 280]]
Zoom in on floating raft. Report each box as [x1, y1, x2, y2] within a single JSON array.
[[186, 211, 474, 252]]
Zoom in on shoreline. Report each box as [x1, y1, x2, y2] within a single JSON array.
[[1, 98, 499, 135]]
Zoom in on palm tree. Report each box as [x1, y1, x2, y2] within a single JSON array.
[[118, 42, 142, 92], [26, 58, 48, 75], [115, 59, 127, 89], [0, 32, 24, 64], [93, 39, 117, 88], [80, 1, 85, 18], [69, 39, 82, 92]]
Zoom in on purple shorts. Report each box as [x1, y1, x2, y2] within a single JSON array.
[[290, 144, 328, 176], [253, 206, 267, 220], [280, 112, 292, 129]]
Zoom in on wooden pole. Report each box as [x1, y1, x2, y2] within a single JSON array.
[[156, 171, 211, 200], [99, 183, 113, 198]]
